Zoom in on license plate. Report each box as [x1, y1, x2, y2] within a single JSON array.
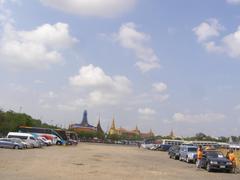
[[220, 165, 225, 168]]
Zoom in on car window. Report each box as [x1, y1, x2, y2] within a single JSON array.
[[188, 147, 197, 152], [207, 151, 223, 158]]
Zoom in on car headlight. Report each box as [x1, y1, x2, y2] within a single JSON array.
[[189, 153, 194, 158], [210, 161, 218, 165], [226, 162, 232, 165]]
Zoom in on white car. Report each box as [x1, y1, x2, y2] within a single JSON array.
[[38, 137, 52, 146]]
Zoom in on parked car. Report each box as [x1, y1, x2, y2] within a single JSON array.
[[168, 145, 180, 160], [141, 143, 155, 149], [66, 139, 78, 145], [8, 138, 28, 149], [7, 132, 40, 148], [0, 138, 24, 149], [179, 145, 197, 163], [37, 137, 51, 146], [150, 144, 161, 150], [201, 150, 233, 173], [156, 144, 172, 151]]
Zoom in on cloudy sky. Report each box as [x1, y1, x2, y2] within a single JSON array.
[[1, 0, 240, 137]]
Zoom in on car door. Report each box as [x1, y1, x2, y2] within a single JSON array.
[[5, 139, 14, 148], [201, 151, 207, 168], [0, 139, 12, 148], [0, 140, 6, 148]]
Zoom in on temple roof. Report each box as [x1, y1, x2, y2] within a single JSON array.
[[71, 110, 95, 129], [97, 119, 104, 134]]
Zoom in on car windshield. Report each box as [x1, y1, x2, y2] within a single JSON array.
[[207, 151, 224, 158], [188, 147, 197, 152]]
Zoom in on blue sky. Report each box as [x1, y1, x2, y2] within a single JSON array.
[[0, 0, 240, 137]]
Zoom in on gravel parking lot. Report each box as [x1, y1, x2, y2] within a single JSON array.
[[0, 143, 239, 180]]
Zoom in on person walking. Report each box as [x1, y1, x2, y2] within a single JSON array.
[[226, 149, 231, 159], [196, 145, 203, 169], [137, 142, 141, 148], [228, 149, 237, 173]]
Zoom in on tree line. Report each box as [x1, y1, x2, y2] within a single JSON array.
[[0, 109, 59, 137]]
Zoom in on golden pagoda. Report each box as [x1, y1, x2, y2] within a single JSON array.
[[108, 118, 154, 139], [109, 117, 118, 135]]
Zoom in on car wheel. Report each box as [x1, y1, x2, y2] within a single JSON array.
[[186, 157, 190, 163], [206, 163, 211, 172], [14, 145, 19, 150], [174, 155, 178, 160], [56, 141, 62, 145], [226, 169, 232, 173]]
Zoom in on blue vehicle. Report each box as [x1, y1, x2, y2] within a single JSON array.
[[157, 144, 172, 151], [201, 150, 233, 173]]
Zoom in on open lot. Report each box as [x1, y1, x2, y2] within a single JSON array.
[[0, 143, 239, 180]]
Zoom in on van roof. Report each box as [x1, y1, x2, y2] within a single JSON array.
[[7, 132, 33, 137], [180, 145, 197, 148]]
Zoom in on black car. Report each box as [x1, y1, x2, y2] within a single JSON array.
[[201, 150, 233, 173], [168, 145, 180, 160], [156, 144, 172, 151]]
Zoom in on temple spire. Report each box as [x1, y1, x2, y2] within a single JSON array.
[[110, 117, 116, 130], [97, 117, 104, 134], [135, 125, 139, 131], [80, 110, 89, 126]]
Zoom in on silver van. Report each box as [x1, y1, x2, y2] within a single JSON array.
[[179, 145, 197, 163], [7, 132, 40, 148]]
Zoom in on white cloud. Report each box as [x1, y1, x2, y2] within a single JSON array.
[[34, 80, 45, 84], [9, 83, 28, 93], [204, 41, 223, 53], [114, 22, 160, 72], [221, 26, 240, 58], [40, 0, 136, 18], [193, 18, 224, 42], [196, 24, 240, 59], [234, 104, 240, 111], [152, 82, 167, 93], [69, 64, 132, 106], [172, 112, 225, 123], [138, 107, 156, 116], [57, 104, 77, 111], [47, 91, 58, 98], [0, 22, 77, 70], [226, 0, 240, 5], [69, 64, 112, 88]]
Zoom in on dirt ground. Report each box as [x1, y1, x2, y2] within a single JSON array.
[[0, 143, 239, 180]]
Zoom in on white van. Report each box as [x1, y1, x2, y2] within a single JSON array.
[[7, 132, 40, 148]]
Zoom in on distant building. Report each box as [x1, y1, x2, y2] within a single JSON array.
[[69, 110, 104, 135], [169, 129, 175, 139], [108, 118, 154, 139]]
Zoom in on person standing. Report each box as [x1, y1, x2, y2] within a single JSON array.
[[228, 149, 237, 173], [196, 145, 203, 169]]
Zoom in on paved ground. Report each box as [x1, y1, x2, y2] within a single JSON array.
[[0, 143, 239, 180]]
